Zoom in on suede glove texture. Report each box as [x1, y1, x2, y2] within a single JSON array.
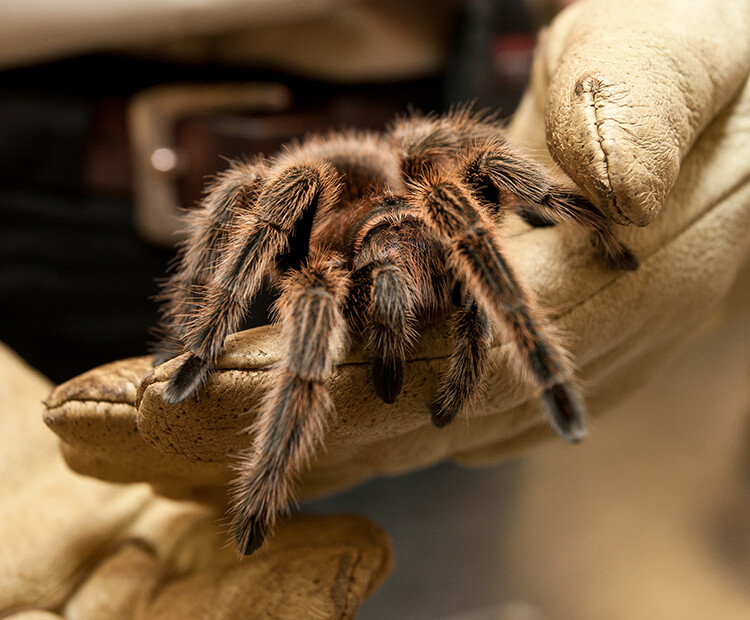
[[1, 343, 392, 619]]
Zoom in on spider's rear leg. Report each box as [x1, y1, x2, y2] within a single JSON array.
[[463, 145, 639, 271], [412, 172, 586, 442], [162, 161, 341, 404], [231, 251, 350, 555], [431, 296, 493, 428]]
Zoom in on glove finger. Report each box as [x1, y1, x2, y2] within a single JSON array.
[[43, 356, 231, 499], [63, 515, 392, 620], [0, 345, 154, 614], [63, 542, 161, 620], [528, 0, 750, 226]]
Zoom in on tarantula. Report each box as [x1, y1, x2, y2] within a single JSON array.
[[154, 107, 638, 555]]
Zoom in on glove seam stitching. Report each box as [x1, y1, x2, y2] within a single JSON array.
[[578, 76, 629, 224], [339, 549, 363, 619]]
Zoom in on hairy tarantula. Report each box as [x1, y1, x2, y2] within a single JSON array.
[[154, 107, 638, 555]]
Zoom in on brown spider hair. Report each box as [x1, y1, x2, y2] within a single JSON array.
[[154, 106, 638, 555]]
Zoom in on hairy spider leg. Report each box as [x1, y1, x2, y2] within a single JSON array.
[[368, 259, 415, 402], [154, 159, 267, 365], [163, 160, 342, 404], [152, 108, 644, 559], [348, 198, 455, 404], [348, 202, 419, 402], [410, 169, 587, 442], [388, 112, 511, 423], [431, 296, 493, 427], [230, 251, 350, 555], [460, 140, 639, 271]]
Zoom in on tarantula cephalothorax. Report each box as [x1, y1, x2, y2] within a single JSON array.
[[155, 107, 638, 555]]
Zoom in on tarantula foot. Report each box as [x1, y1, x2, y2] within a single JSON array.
[[372, 356, 404, 404], [541, 383, 587, 443], [592, 233, 640, 272], [430, 401, 459, 428], [162, 353, 213, 404], [234, 513, 268, 556], [611, 245, 640, 272], [517, 206, 555, 228]]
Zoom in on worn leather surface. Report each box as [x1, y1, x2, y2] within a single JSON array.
[[1, 340, 392, 618], [43, 0, 750, 504], [538, 0, 750, 227]]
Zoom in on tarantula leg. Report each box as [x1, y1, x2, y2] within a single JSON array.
[[431, 297, 492, 428], [411, 173, 517, 321], [162, 224, 286, 404], [231, 252, 349, 556], [163, 162, 341, 404], [463, 146, 639, 271], [515, 205, 556, 229], [167, 352, 214, 401], [368, 261, 417, 403], [372, 358, 403, 404], [542, 192, 638, 271], [348, 201, 425, 404], [154, 159, 267, 365], [487, 251, 586, 442], [413, 172, 586, 442]]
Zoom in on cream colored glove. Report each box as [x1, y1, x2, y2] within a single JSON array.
[[46, 0, 750, 505], [1, 343, 391, 619]]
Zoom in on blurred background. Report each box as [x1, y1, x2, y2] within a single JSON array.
[[1, 0, 749, 618]]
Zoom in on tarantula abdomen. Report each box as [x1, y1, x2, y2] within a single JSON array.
[[155, 107, 637, 555]]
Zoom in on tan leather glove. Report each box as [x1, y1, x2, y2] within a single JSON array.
[[46, 0, 750, 505], [1, 343, 391, 619]]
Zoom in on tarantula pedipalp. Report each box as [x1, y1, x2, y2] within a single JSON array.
[[155, 108, 638, 555]]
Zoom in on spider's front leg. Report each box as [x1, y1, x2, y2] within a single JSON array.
[[411, 169, 587, 442], [154, 159, 267, 365], [162, 160, 341, 404], [231, 251, 350, 555], [349, 211, 422, 403], [462, 142, 639, 271], [367, 260, 416, 403], [351, 203, 492, 424]]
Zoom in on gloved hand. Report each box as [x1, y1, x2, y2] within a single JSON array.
[[46, 0, 750, 505], [1, 344, 392, 619]]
